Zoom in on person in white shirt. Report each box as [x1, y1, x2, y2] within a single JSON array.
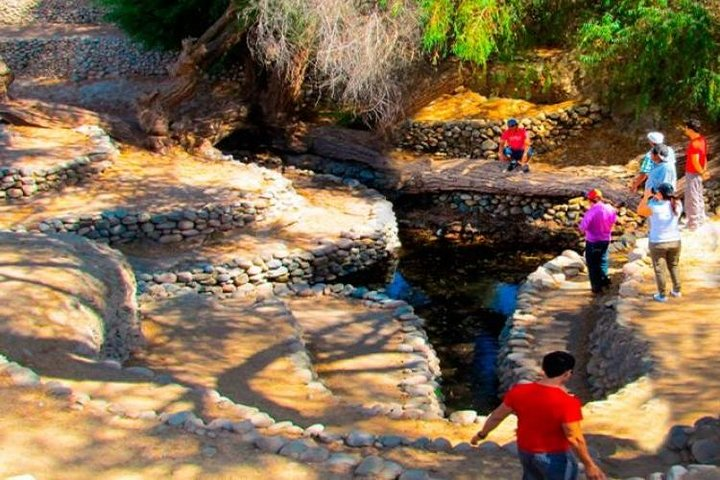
[[636, 182, 682, 302]]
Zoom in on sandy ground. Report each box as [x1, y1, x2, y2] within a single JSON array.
[[1, 125, 96, 170]]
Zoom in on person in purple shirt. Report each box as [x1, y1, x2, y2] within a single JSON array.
[[579, 189, 618, 293]]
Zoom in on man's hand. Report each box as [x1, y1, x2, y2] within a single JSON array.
[[585, 463, 606, 480], [702, 170, 711, 181], [470, 431, 487, 445]]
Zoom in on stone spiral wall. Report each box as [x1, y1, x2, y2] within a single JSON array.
[[399, 101, 607, 159], [19, 199, 273, 244], [585, 249, 653, 398], [495, 249, 588, 392], [495, 234, 641, 394], [1, 125, 118, 201], [136, 184, 401, 298]]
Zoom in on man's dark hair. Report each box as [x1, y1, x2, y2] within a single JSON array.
[[652, 144, 669, 158], [542, 351, 575, 378], [685, 118, 702, 132]]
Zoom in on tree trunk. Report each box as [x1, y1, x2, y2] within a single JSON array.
[[136, 2, 246, 151], [400, 59, 469, 119], [0, 98, 140, 143]]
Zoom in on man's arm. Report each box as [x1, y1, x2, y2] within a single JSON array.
[[521, 133, 531, 163], [562, 421, 606, 480], [629, 173, 647, 192], [689, 152, 706, 175], [471, 402, 513, 445], [498, 140, 507, 161]]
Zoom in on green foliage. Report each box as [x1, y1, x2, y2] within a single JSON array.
[[522, 0, 595, 46], [419, 0, 524, 65], [577, 0, 720, 118], [452, 0, 510, 64], [94, 0, 234, 50], [418, 0, 454, 58]]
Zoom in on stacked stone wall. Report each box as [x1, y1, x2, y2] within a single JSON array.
[[0, 0, 106, 25], [1, 125, 118, 201], [0, 37, 175, 80], [284, 154, 394, 191], [495, 249, 589, 392], [399, 100, 606, 159], [136, 180, 400, 298], [430, 192, 642, 246], [18, 200, 273, 245], [495, 234, 641, 394]]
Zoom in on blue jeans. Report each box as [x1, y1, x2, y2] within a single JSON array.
[[504, 146, 534, 162], [585, 241, 610, 293], [519, 450, 579, 480]]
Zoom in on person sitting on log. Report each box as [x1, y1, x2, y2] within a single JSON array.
[[498, 118, 533, 173]]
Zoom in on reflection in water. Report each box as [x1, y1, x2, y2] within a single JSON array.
[[386, 271, 430, 307], [359, 233, 554, 414], [491, 283, 519, 317]]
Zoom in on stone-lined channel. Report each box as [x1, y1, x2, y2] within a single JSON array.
[[343, 227, 557, 414]]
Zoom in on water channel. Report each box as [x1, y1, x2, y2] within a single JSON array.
[[344, 227, 557, 414]]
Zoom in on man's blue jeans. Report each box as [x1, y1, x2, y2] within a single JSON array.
[[585, 240, 610, 293], [518, 450, 579, 480]]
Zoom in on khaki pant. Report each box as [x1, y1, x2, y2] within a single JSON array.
[[649, 240, 681, 295], [684, 173, 707, 230]]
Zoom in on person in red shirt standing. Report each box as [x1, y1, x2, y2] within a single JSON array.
[[499, 118, 533, 173], [471, 351, 605, 480], [681, 118, 709, 230]]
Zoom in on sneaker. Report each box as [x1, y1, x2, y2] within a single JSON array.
[[652, 293, 667, 302], [507, 162, 518, 172], [670, 290, 682, 298], [522, 164, 530, 173]]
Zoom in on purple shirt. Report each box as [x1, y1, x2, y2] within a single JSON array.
[[579, 202, 617, 243]]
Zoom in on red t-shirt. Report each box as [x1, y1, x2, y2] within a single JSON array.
[[503, 383, 583, 453], [501, 127, 528, 150], [685, 135, 707, 174]]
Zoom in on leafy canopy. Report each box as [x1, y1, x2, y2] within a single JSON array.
[[577, 0, 720, 118]]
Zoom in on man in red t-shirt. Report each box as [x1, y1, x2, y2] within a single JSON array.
[[682, 118, 709, 230], [471, 351, 605, 480], [498, 118, 533, 173]]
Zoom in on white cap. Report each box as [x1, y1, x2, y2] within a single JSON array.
[[647, 131, 664, 144]]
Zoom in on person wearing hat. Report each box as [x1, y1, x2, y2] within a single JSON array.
[[629, 131, 676, 192], [499, 118, 533, 173], [644, 143, 677, 194], [637, 182, 682, 302], [681, 118, 708, 230], [578, 189, 617, 293]]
